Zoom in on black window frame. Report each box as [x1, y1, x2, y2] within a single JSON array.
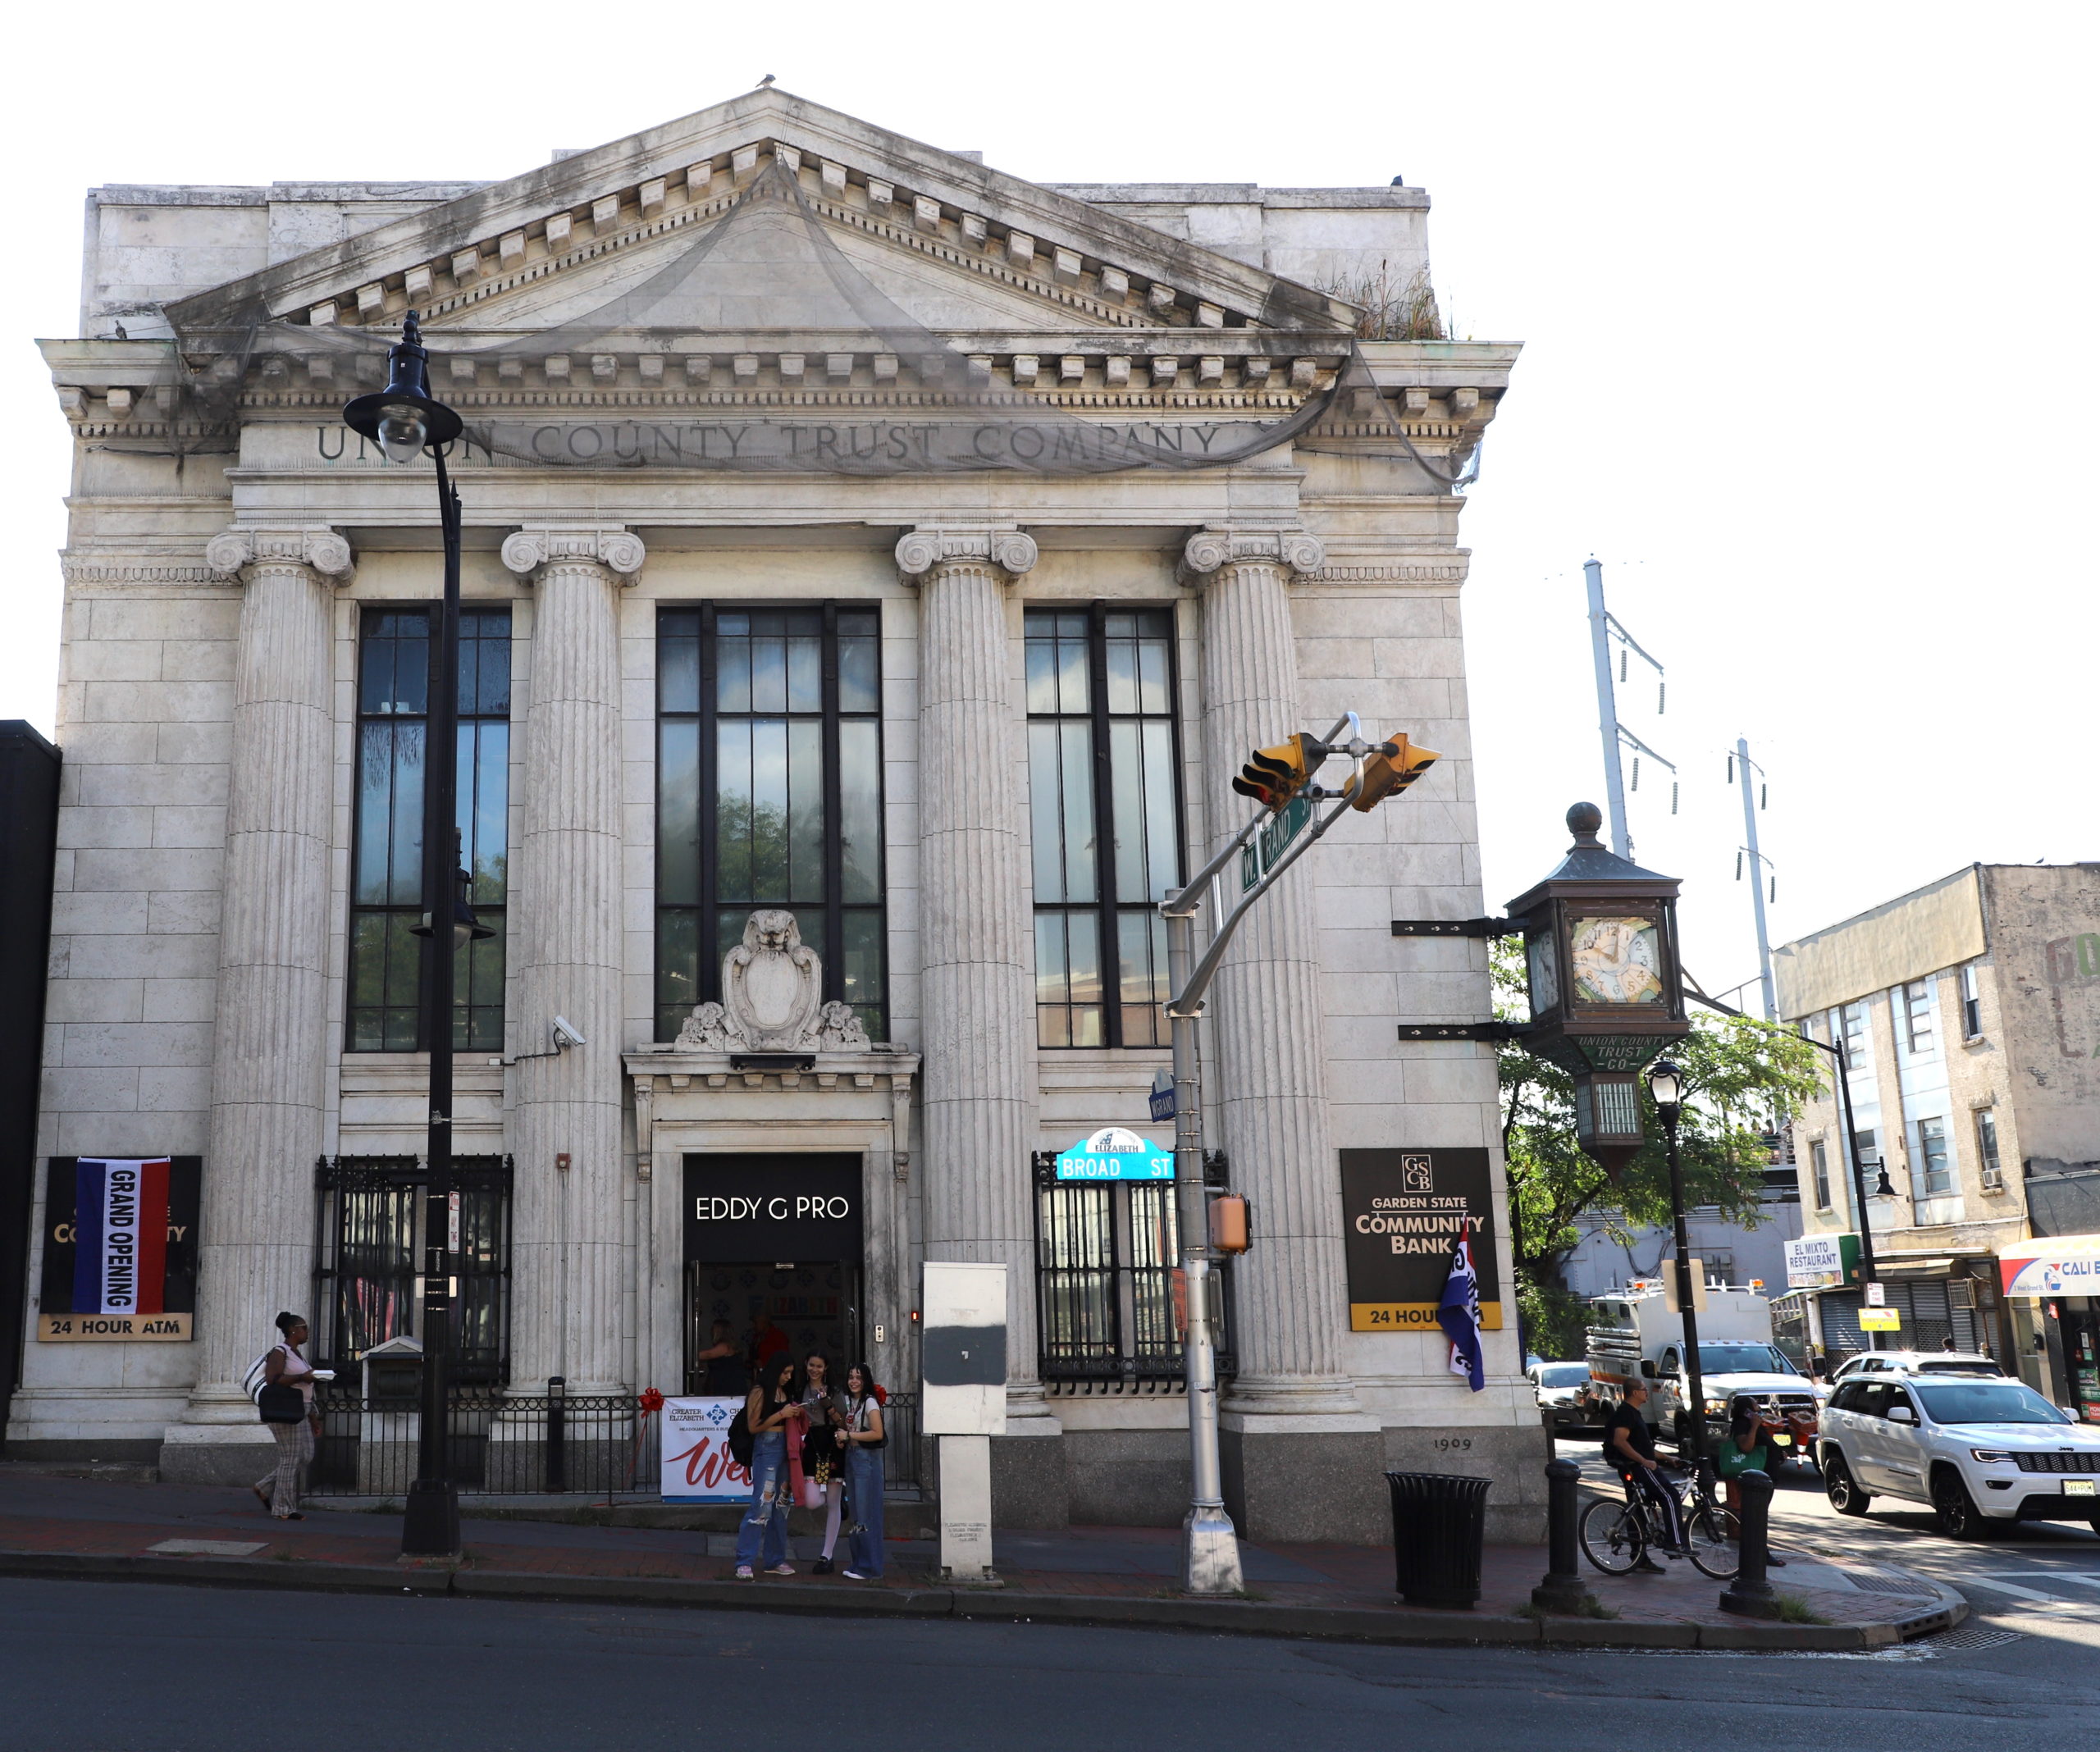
[[311, 1153, 514, 1386], [1031, 1152, 1234, 1389], [655, 603, 888, 1042], [347, 604, 512, 1052], [1024, 602, 1186, 1050]]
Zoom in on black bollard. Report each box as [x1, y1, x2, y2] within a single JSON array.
[[1719, 1467, 1782, 1617], [1532, 1457, 1597, 1613]]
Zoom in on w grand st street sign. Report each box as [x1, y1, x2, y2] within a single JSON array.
[[1338, 1148, 1503, 1332]]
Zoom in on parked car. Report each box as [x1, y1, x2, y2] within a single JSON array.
[[1529, 1361, 1596, 1430], [1826, 1350, 2003, 1392], [1816, 1371, 2100, 1539]]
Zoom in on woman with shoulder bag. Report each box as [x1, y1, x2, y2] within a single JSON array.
[[734, 1353, 805, 1580], [838, 1362, 886, 1581], [252, 1312, 325, 1520]]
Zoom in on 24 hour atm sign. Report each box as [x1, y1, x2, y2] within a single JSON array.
[[1338, 1148, 1504, 1333]]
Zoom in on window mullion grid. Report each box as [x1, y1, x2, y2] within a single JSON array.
[[820, 600, 845, 1002], [1087, 600, 1122, 1047], [697, 604, 720, 1006]]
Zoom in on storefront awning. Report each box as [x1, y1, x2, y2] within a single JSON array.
[[1998, 1234, 2100, 1298]]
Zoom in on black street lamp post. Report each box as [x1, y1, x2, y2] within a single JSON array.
[[345, 313, 485, 1560], [1646, 1061, 1709, 1471]]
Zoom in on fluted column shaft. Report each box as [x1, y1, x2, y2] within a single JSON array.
[[504, 528, 641, 1393], [903, 529, 1042, 1398], [191, 529, 350, 1413], [1191, 532, 1352, 1403]]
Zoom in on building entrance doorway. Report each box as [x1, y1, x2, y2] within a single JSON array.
[[682, 1153, 865, 1397]]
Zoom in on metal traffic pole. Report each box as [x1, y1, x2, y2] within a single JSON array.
[[1161, 715, 1367, 1596]]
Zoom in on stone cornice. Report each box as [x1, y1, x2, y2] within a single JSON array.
[[162, 91, 1354, 344], [203, 526, 354, 583], [500, 526, 646, 580], [1181, 527, 1325, 580], [61, 553, 225, 588], [894, 527, 1038, 580]]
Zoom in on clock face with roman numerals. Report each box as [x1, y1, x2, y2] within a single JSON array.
[[1570, 916, 1664, 1006]]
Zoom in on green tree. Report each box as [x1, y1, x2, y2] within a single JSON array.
[[1494, 942, 1821, 1358]]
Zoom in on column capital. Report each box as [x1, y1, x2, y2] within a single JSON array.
[[894, 526, 1038, 581], [1180, 527, 1325, 581], [204, 526, 354, 584], [500, 525, 646, 581]]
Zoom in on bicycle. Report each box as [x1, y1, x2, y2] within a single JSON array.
[[1579, 1461, 1741, 1581]]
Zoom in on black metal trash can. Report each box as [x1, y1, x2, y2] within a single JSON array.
[[1385, 1471, 1493, 1608]]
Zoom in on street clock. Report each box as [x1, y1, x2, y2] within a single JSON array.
[[1504, 803, 1691, 1172]]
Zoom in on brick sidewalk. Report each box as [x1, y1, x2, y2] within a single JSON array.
[[0, 1467, 1966, 1650]]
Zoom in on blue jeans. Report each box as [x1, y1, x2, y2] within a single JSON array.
[[846, 1444, 885, 1576], [736, 1431, 791, 1569]]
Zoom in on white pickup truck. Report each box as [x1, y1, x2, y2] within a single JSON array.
[[1585, 1284, 1820, 1458]]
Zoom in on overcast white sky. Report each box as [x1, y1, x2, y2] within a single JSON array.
[[4, 3, 2093, 1002]]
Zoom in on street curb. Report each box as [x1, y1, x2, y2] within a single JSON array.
[[0, 1548, 1961, 1650]]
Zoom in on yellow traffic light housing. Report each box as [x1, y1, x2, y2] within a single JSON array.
[[1345, 736, 1440, 811], [1231, 733, 1326, 812]]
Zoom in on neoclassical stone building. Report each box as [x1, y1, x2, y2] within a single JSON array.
[[16, 89, 1531, 1540]]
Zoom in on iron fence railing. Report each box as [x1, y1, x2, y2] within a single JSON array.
[[308, 1385, 924, 1499], [309, 1388, 649, 1499]]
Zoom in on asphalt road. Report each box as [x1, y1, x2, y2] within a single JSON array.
[[2, 1564, 2097, 1752]]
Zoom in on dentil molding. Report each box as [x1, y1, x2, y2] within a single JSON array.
[[203, 526, 355, 583], [893, 527, 1038, 580], [1180, 527, 1326, 580], [500, 526, 647, 581]]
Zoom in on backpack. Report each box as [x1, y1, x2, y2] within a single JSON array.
[[727, 1404, 755, 1467]]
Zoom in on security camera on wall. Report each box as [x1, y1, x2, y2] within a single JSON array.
[[551, 1015, 587, 1051]]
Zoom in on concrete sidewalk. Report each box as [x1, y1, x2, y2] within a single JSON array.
[[0, 1465, 1966, 1650]]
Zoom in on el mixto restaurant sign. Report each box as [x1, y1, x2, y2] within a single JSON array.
[[39, 1157, 201, 1340], [1337, 1148, 1503, 1333]]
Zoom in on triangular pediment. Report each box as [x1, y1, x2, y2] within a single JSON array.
[[164, 88, 1357, 345]]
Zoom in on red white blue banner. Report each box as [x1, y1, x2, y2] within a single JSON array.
[[70, 1158, 171, 1317]]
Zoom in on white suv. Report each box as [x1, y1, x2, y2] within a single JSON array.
[[1817, 1371, 2100, 1539]]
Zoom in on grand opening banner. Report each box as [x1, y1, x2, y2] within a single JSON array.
[[39, 1157, 201, 1340], [660, 1396, 753, 1503]]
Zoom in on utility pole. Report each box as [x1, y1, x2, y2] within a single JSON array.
[[1584, 559, 1631, 860], [1732, 737, 1777, 1022]]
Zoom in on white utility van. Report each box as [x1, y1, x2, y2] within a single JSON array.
[[1585, 1284, 1820, 1453]]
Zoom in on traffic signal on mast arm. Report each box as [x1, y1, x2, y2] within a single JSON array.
[[1344, 735, 1440, 811], [1232, 734, 1327, 812]]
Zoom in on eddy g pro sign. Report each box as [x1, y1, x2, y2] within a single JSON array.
[[1338, 1148, 1504, 1334], [682, 1154, 862, 1264]]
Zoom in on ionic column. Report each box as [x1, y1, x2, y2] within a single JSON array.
[[897, 528, 1051, 1428], [165, 528, 352, 1476], [501, 527, 643, 1394], [1183, 528, 1363, 1418]]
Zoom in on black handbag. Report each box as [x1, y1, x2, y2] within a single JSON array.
[[257, 1383, 308, 1424]]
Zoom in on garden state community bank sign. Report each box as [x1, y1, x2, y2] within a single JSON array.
[[1337, 1148, 1503, 1333]]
